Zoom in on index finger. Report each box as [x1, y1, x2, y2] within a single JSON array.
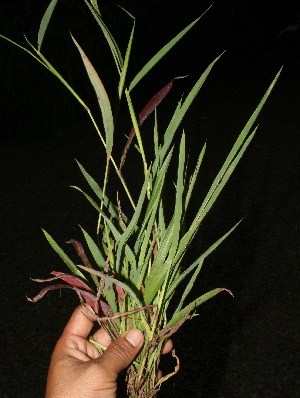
[[62, 305, 96, 339]]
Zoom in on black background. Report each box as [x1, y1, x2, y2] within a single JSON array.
[[1, 1, 299, 397]]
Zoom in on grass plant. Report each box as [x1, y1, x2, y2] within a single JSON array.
[[1, 1, 281, 396]]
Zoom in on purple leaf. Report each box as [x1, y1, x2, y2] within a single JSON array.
[[32, 271, 94, 292], [67, 239, 92, 268], [27, 284, 75, 303], [119, 76, 187, 171], [28, 272, 113, 317]]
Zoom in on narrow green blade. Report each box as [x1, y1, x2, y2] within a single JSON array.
[[42, 229, 85, 279], [81, 227, 105, 269], [90, 0, 101, 16], [71, 35, 114, 157], [129, 5, 213, 92], [161, 53, 222, 162], [172, 220, 241, 312], [83, 0, 123, 71], [38, 0, 59, 51], [143, 221, 175, 305], [169, 132, 186, 260], [75, 160, 119, 220], [166, 288, 233, 328], [118, 172, 149, 246], [70, 185, 101, 212], [118, 20, 135, 99], [184, 142, 206, 211], [24, 38, 89, 110]]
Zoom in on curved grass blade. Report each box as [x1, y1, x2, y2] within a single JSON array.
[[118, 172, 149, 246], [135, 148, 174, 251], [169, 132, 186, 259], [173, 70, 281, 266], [83, 0, 123, 72], [166, 288, 233, 328], [143, 222, 175, 305], [81, 226, 105, 269], [71, 34, 114, 157], [38, 0, 59, 51], [42, 229, 85, 279], [80, 227, 118, 314], [118, 19, 135, 99], [184, 142, 206, 211], [0, 34, 51, 71], [129, 5, 213, 92], [120, 77, 185, 171], [198, 69, 282, 223], [24, 38, 89, 110], [161, 53, 223, 162], [90, 0, 101, 16], [75, 160, 119, 220], [125, 89, 148, 175], [175, 129, 256, 265], [70, 185, 100, 212], [171, 220, 241, 312]]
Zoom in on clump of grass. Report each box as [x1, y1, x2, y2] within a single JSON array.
[[1, 1, 281, 396]]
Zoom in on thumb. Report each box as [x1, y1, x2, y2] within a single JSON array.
[[97, 329, 144, 378]]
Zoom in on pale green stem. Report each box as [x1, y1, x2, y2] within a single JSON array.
[[97, 157, 110, 235], [125, 89, 148, 177], [87, 111, 136, 209]]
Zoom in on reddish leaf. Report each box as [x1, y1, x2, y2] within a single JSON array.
[[119, 76, 187, 171], [28, 271, 113, 317], [32, 271, 93, 292], [27, 283, 97, 307], [27, 284, 77, 303], [115, 284, 125, 301], [67, 239, 92, 268]]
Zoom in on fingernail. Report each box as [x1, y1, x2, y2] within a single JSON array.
[[126, 329, 144, 347]]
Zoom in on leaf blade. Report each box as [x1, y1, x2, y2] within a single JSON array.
[[71, 35, 114, 157], [42, 229, 85, 279], [129, 6, 212, 91], [38, 0, 59, 51]]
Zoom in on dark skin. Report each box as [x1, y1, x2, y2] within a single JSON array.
[[46, 305, 173, 398]]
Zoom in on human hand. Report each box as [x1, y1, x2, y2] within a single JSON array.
[[46, 305, 172, 398]]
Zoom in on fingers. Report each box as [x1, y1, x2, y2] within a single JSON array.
[[161, 338, 173, 355], [92, 327, 112, 348], [96, 329, 144, 377], [61, 305, 96, 340]]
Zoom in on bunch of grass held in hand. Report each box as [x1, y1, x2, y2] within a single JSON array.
[[1, 0, 281, 396]]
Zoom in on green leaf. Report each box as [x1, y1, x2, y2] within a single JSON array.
[[118, 19, 135, 99], [129, 5, 213, 91], [169, 132, 185, 259], [166, 288, 233, 328], [119, 173, 149, 246], [70, 185, 101, 212], [125, 90, 148, 175], [161, 53, 223, 162], [143, 221, 175, 305], [171, 220, 241, 311], [173, 69, 282, 266], [81, 227, 105, 269], [184, 142, 206, 211], [42, 229, 85, 279], [135, 148, 174, 252], [83, 0, 123, 71], [71, 35, 114, 157], [90, 0, 101, 16], [75, 160, 119, 220], [38, 0, 59, 51]]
